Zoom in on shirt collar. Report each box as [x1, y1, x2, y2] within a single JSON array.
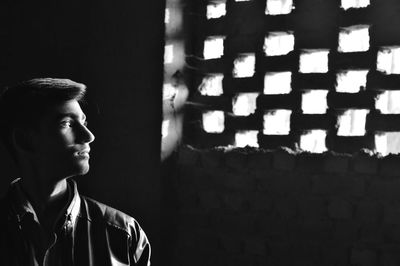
[[9, 178, 81, 227]]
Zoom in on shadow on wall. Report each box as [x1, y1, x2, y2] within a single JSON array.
[[0, 142, 17, 196]]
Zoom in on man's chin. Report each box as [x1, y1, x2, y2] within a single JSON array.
[[71, 162, 90, 176], [78, 168, 90, 176]]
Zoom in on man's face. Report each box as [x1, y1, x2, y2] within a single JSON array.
[[31, 99, 95, 180]]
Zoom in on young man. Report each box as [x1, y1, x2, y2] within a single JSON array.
[[0, 78, 150, 265]]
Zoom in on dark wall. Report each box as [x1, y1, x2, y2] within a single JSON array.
[[0, 0, 164, 264], [173, 146, 400, 266]]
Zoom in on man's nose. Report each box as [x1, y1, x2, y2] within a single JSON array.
[[77, 123, 95, 144]]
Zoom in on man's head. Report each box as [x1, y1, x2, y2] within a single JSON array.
[[0, 78, 95, 180]]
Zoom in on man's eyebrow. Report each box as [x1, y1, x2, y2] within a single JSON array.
[[55, 113, 87, 121]]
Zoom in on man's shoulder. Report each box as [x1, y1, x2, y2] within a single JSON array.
[[79, 196, 151, 264], [79, 195, 142, 238]]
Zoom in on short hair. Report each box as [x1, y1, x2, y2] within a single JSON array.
[[0, 78, 87, 161]]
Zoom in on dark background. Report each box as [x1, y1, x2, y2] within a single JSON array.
[[0, 0, 165, 265]]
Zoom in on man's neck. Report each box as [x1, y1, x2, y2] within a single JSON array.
[[20, 176, 69, 231]]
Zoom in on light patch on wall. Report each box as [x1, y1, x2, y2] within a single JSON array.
[[376, 46, 400, 75], [165, 7, 183, 36], [164, 41, 185, 79], [302, 90, 328, 114], [375, 132, 400, 156], [264, 72, 292, 94], [338, 25, 370, 53], [300, 130, 327, 153], [265, 0, 293, 15], [207, 2, 226, 19], [299, 49, 329, 73], [235, 131, 259, 148], [337, 109, 369, 136], [165, 8, 170, 24], [163, 83, 188, 116], [376, 91, 400, 114], [232, 93, 259, 116], [341, 0, 370, 10], [163, 83, 178, 101], [203, 111, 225, 133], [263, 109, 292, 135], [162, 120, 170, 139], [264, 32, 295, 56], [203, 36, 225, 59], [233, 54, 256, 78], [161, 113, 184, 161], [198, 74, 224, 96], [164, 44, 174, 64], [336, 70, 368, 93]]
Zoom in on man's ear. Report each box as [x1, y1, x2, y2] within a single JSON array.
[[11, 128, 35, 153]]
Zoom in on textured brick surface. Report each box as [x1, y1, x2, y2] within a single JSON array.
[[323, 154, 351, 174], [355, 200, 381, 225], [384, 203, 400, 224], [350, 248, 378, 266], [273, 148, 296, 171], [173, 145, 400, 265], [380, 156, 400, 177], [354, 153, 379, 174], [328, 198, 353, 220], [178, 145, 200, 165]]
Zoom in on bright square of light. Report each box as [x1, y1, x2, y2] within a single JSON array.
[[336, 70, 368, 93], [232, 93, 259, 116], [263, 109, 292, 135], [203, 36, 225, 59], [203, 111, 225, 133], [264, 32, 295, 56], [233, 54, 256, 78], [341, 0, 370, 10], [375, 132, 400, 156], [337, 109, 369, 136], [302, 90, 328, 114], [300, 130, 327, 153], [198, 74, 224, 96], [264, 72, 292, 94], [338, 25, 370, 53], [299, 50, 329, 73], [265, 0, 293, 15], [377, 47, 400, 75], [235, 131, 259, 148], [376, 91, 400, 114], [207, 3, 226, 19]]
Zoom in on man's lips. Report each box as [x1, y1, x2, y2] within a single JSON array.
[[74, 149, 90, 158]]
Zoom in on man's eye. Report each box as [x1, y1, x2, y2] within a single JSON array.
[[60, 120, 72, 128]]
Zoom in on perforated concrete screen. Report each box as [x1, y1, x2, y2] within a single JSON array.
[[184, 0, 400, 155]]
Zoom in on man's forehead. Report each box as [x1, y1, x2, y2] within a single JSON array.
[[46, 100, 86, 119]]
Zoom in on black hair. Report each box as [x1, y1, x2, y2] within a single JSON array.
[[0, 78, 87, 161]]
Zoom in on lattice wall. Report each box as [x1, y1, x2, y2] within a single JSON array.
[[184, 0, 400, 155]]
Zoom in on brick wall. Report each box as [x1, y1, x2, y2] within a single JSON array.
[[168, 145, 400, 266], [183, 0, 400, 155]]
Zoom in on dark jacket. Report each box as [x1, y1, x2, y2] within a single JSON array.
[[0, 179, 151, 266]]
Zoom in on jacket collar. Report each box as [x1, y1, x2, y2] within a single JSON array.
[[9, 178, 81, 228]]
